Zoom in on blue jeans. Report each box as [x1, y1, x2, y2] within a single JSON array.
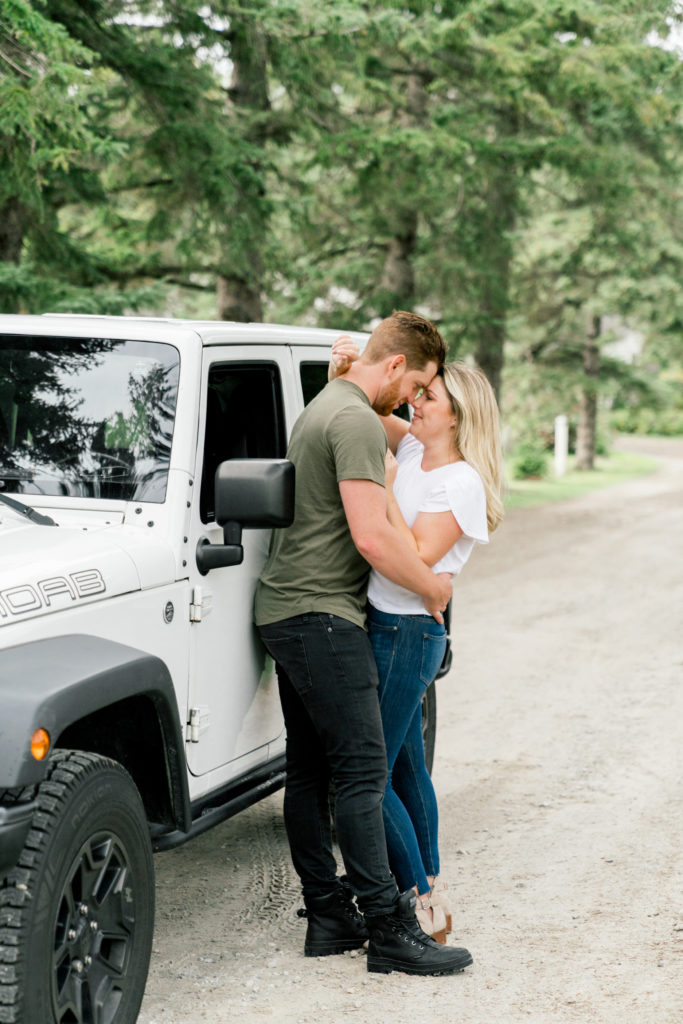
[[258, 613, 398, 916], [367, 604, 446, 895]]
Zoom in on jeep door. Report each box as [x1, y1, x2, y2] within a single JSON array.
[[186, 345, 299, 778]]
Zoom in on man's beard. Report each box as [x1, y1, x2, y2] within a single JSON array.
[[372, 379, 403, 417]]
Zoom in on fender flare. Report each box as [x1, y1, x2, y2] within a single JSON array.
[[0, 634, 190, 829]]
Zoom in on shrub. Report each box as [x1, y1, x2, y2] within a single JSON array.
[[611, 408, 636, 433], [657, 409, 683, 436], [512, 442, 548, 479], [610, 407, 683, 436]]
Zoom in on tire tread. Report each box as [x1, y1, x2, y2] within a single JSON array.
[[0, 750, 149, 1023]]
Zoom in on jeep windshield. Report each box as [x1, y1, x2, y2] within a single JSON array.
[[0, 335, 179, 503]]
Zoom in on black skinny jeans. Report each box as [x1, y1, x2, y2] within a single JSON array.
[[258, 612, 399, 916]]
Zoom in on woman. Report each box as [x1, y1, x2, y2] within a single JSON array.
[[332, 339, 504, 941]]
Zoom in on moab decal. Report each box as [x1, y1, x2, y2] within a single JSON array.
[[0, 569, 106, 618]]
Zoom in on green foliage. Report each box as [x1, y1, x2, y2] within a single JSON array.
[[0, 260, 164, 315], [0, 0, 131, 313], [0, 0, 680, 458], [512, 441, 549, 480], [611, 407, 683, 436]]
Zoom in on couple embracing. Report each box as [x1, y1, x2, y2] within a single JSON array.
[[254, 311, 503, 977]]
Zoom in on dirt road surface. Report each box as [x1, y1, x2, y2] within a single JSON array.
[[138, 437, 683, 1024]]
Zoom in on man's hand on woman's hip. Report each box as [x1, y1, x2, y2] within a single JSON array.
[[423, 572, 453, 624]]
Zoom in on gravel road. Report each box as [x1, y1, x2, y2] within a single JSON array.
[[138, 436, 683, 1024]]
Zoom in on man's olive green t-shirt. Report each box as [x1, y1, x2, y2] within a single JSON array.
[[253, 378, 387, 629]]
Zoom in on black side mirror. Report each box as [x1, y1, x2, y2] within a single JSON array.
[[215, 458, 295, 529], [196, 459, 295, 575]]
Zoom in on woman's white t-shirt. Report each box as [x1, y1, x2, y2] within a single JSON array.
[[367, 432, 489, 615]]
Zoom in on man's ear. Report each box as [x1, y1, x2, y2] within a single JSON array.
[[385, 353, 406, 378]]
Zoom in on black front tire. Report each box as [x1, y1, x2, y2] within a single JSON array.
[[0, 750, 154, 1024]]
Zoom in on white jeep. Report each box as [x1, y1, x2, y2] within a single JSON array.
[[0, 314, 445, 1024]]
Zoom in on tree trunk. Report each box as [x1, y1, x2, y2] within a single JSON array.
[[473, 169, 517, 403], [217, 274, 263, 323], [0, 200, 23, 263], [377, 213, 418, 316], [376, 75, 425, 317], [474, 305, 506, 404], [218, 20, 269, 322], [575, 314, 601, 471], [0, 198, 25, 313]]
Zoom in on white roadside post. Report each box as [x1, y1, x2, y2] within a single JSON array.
[[554, 415, 569, 477]]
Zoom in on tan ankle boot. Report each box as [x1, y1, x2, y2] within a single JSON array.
[[415, 895, 448, 945], [429, 879, 452, 934]]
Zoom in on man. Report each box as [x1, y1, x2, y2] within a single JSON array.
[[254, 311, 472, 976]]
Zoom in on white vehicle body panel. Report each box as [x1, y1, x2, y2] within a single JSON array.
[[0, 314, 362, 809]]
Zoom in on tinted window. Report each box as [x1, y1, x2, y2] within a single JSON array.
[[0, 335, 179, 502], [299, 362, 330, 406], [200, 362, 286, 522]]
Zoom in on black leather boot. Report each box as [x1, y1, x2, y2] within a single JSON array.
[[297, 881, 369, 956], [366, 891, 473, 976]]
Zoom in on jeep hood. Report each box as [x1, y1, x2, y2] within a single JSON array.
[[0, 516, 175, 626]]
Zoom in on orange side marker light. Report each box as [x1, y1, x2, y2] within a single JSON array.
[[30, 728, 50, 761]]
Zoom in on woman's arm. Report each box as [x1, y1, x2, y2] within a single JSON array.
[[340, 477, 452, 622], [379, 413, 410, 454], [328, 336, 360, 381], [385, 452, 463, 566]]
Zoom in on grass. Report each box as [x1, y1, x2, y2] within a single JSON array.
[[505, 451, 659, 509]]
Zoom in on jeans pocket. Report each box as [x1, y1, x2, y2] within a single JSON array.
[[368, 621, 398, 674], [325, 614, 359, 632], [420, 633, 447, 686], [261, 633, 313, 696]]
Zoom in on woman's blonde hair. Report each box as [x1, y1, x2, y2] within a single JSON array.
[[440, 362, 504, 532]]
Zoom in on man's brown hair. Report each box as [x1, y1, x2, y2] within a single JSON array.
[[364, 310, 447, 371]]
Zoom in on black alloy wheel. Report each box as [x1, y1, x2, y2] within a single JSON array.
[[0, 750, 154, 1024]]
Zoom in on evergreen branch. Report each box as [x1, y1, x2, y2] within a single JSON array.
[[0, 46, 32, 78], [105, 178, 175, 194], [89, 262, 218, 284], [163, 276, 212, 292]]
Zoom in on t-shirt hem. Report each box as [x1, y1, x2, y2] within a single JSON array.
[[254, 600, 367, 631], [336, 472, 386, 486], [367, 595, 433, 616]]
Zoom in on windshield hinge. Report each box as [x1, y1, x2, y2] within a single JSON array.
[[187, 706, 210, 743], [190, 585, 212, 622]]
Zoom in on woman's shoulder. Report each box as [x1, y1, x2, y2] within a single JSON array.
[[446, 460, 484, 489], [441, 463, 488, 542], [422, 461, 483, 504], [450, 460, 483, 479], [430, 458, 483, 489]]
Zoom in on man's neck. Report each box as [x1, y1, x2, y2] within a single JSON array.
[[340, 361, 381, 405]]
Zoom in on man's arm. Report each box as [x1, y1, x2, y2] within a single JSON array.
[[339, 478, 452, 622]]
